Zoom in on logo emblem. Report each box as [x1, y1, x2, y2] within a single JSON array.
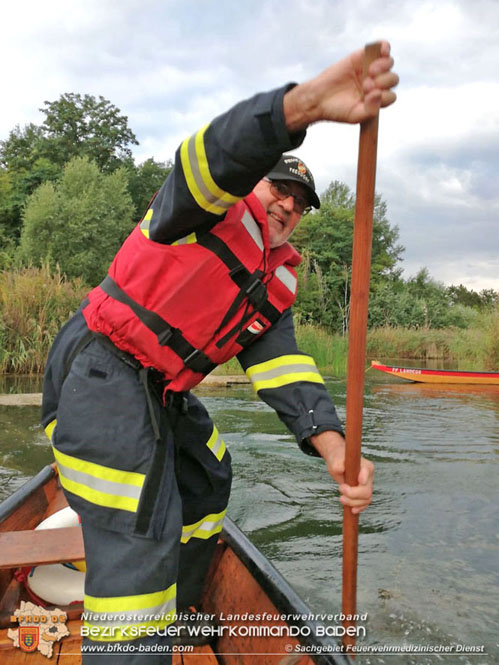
[[247, 320, 265, 335], [19, 626, 39, 652], [297, 161, 307, 175], [8, 601, 69, 658]]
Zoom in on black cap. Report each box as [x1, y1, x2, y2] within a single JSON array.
[[266, 154, 320, 209]]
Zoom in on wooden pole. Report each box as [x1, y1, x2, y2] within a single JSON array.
[[342, 41, 382, 655]]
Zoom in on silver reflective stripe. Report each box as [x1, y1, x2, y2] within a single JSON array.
[[187, 138, 233, 212], [209, 434, 224, 460], [240, 211, 264, 251], [206, 425, 226, 461], [172, 231, 197, 246], [57, 461, 142, 500], [181, 509, 226, 543], [249, 362, 320, 385], [275, 265, 297, 293]]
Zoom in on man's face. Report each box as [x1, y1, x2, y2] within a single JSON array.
[[252, 178, 309, 248]]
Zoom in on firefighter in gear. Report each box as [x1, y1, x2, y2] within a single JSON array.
[[42, 43, 398, 663]]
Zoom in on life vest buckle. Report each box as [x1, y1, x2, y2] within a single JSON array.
[[157, 327, 174, 346], [246, 277, 267, 309]]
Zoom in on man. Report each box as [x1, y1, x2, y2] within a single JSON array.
[[42, 42, 398, 662]]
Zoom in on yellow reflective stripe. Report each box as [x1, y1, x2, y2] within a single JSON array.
[[181, 509, 226, 544], [251, 371, 324, 391], [246, 354, 324, 392], [194, 125, 240, 206], [206, 425, 226, 462], [44, 419, 57, 442], [180, 124, 241, 214], [171, 231, 197, 246], [57, 472, 140, 513], [52, 446, 145, 513], [84, 584, 176, 642], [52, 447, 144, 487], [85, 584, 176, 613], [140, 207, 153, 238]]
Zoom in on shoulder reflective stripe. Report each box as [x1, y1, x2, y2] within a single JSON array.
[[181, 509, 227, 544], [206, 425, 226, 462], [44, 419, 57, 442], [245, 354, 324, 392], [52, 447, 145, 513], [140, 208, 153, 238], [84, 584, 176, 642], [171, 231, 197, 246], [240, 210, 264, 251], [180, 124, 241, 215], [274, 265, 297, 294]]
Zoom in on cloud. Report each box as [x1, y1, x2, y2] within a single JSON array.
[[1, 0, 498, 289]]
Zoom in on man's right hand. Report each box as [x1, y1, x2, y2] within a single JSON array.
[[283, 40, 398, 132]]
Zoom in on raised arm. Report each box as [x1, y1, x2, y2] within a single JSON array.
[[144, 42, 397, 244]]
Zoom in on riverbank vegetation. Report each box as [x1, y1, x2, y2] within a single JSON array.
[[0, 263, 497, 375], [0, 263, 87, 373], [1, 92, 498, 376]]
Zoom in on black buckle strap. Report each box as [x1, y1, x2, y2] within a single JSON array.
[[99, 275, 216, 375], [197, 233, 269, 308], [196, 231, 288, 347], [245, 277, 267, 309]]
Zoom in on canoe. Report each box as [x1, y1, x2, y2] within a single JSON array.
[[371, 360, 499, 385], [0, 465, 352, 664]]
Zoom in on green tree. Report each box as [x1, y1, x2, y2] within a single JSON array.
[[447, 283, 498, 310], [0, 124, 62, 241], [126, 158, 173, 221], [292, 180, 404, 331], [0, 95, 139, 241], [20, 157, 134, 285], [39, 93, 138, 171], [369, 268, 478, 329]]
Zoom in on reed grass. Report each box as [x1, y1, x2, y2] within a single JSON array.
[[1, 264, 497, 376], [215, 324, 348, 376], [0, 263, 88, 374], [366, 310, 499, 370]]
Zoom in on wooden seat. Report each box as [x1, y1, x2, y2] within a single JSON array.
[[0, 526, 84, 569]]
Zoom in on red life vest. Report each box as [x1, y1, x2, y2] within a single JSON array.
[[82, 193, 301, 392]]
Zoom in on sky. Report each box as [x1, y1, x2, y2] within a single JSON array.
[[1, 0, 498, 291]]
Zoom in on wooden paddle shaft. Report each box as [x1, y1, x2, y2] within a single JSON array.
[[342, 41, 382, 653]]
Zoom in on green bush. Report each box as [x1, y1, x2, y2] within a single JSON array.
[[20, 156, 135, 285]]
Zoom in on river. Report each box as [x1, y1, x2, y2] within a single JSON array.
[[1, 368, 497, 664]]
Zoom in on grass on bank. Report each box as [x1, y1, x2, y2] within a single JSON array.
[[1, 265, 498, 376], [218, 314, 499, 375], [0, 263, 88, 374]]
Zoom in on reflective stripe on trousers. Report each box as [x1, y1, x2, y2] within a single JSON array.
[[83, 584, 176, 642]]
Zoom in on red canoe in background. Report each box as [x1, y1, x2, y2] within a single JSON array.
[[371, 360, 499, 385]]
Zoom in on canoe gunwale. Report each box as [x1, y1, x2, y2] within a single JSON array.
[[371, 361, 499, 384], [222, 517, 352, 665], [0, 465, 56, 526]]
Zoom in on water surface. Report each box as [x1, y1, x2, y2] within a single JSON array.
[[0, 372, 497, 664]]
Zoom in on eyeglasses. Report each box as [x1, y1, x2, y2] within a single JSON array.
[[264, 178, 311, 215]]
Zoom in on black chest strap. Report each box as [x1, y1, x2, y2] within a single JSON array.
[[196, 232, 282, 326], [99, 276, 216, 375]]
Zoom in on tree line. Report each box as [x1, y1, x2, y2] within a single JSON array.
[[1, 93, 497, 331]]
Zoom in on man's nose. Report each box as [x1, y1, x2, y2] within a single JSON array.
[[278, 195, 294, 213]]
